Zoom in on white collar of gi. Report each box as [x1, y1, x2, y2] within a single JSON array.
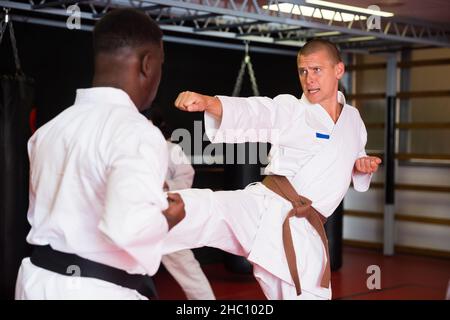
[[301, 90, 347, 131], [300, 90, 347, 107], [74, 87, 137, 110]]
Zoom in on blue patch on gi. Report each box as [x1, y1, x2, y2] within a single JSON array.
[[316, 132, 330, 139]]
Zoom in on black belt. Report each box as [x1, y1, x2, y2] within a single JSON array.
[[30, 245, 158, 299]]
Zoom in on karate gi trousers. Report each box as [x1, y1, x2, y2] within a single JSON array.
[[163, 183, 332, 300]]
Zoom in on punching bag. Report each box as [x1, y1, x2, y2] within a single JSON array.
[[0, 18, 34, 299], [325, 201, 343, 271]]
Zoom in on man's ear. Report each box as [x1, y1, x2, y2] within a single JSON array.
[[140, 51, 153, 79], [335, 61, 345, 80]]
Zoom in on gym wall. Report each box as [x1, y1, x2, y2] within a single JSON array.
[[344, 49, 450, 257]]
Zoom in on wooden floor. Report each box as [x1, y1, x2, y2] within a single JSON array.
[[154, 246, 450, 300]]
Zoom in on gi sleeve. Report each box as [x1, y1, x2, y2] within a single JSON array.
[[204, 94, 299, 144], [26, 134, 37, 227], [352, 120, 373, 192], [166, 143, 194, 191], [98, 121, 169, 275]]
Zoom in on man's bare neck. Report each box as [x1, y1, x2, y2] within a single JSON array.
[[321, 99, 342, 124]]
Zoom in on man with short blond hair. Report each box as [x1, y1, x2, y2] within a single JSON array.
[[165, 39, 381, 300]]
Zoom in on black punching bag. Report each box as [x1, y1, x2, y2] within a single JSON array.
[[0, 20, 34, 299], [222, 142, 266, 274], [324, 201, 343, 271]]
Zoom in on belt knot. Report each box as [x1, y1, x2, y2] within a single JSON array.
[[291, 197, 312, 217]]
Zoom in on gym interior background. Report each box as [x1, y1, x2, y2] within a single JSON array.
[[1, 0, 449, 300]]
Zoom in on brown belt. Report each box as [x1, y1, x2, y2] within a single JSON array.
[[262, 175, 331, 295]]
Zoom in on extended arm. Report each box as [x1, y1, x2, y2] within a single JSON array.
[[174, 91, 298, 144]]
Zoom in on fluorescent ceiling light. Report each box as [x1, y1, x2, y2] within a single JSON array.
[[314, 31, 341, 37], [263, 3, 368, 22], [306, 0, 394, 17], [276, 40, 307, 47], [332, 35, 376, 43], [236, 35, 275, 43], [346, 36, 377, 42]]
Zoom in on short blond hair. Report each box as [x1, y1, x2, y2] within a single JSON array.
[[298, 39, 342, 64]]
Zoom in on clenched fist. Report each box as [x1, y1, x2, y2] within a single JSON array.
[[174, 91, 210, 112], [354, 156, 382, 174], [174, 91, 223, 119], [162, 193, 185, 230]]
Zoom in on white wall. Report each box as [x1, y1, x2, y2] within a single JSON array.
[[343, 49, 450, 254]]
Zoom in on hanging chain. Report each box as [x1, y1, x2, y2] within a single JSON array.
[[9, 18, 23, 74], [232, 58, 246, 97], [0, 8, 23, 74], [0, 9, 9, 46], [247, 55, 260, 96], [232, 41, 260, 97]]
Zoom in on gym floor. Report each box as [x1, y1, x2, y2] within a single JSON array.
[[154, 246, 450, 300]]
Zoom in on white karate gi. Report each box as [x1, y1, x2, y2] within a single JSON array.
[[160, 141, 215, 300], [15, 87, 169, 300], [162, 91, 372, 300]]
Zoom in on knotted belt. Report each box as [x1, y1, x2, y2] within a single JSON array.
[[262, 175, 331, 295]]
